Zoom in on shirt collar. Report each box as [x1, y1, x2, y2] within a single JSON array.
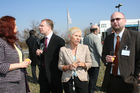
[[45, 31, 53, 40], [114, 28, 125, 39]]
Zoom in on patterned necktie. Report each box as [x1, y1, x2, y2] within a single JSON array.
[[44, 37, 48, 51], [112, 36, 120, 76]]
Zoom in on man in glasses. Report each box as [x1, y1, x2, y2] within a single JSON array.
[[101, 12, 140, 93]]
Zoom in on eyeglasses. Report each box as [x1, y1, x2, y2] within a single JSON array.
[[111, 18, 125, 22]]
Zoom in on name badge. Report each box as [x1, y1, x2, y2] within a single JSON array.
[[121, 50, 130, 56]]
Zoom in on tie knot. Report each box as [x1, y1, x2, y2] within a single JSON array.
[[117, 36, 120, 40]]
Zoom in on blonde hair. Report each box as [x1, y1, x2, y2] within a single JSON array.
[[68, 27, 82, 36]]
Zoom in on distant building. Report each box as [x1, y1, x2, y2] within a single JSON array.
[[99, 19, 140, 41]]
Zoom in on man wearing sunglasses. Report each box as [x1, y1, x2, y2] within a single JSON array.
[[101, 12, 140, 93]]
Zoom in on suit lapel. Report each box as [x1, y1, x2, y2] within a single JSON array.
[[65, 44, 74, 63], [47, 34, 55, 50], [76, 44, 82, 60], [110, 34, 115, 51], [65, 44, 83, 63], [118, 30, 131, 75], [119, 30, 130, 56]]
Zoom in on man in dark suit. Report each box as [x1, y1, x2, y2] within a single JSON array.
[[36, 19, 65, 93], [101, 12, 140, 93], [26, 30, 40, 82]]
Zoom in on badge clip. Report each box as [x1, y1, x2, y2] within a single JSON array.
[[125, 45, 128, 50]]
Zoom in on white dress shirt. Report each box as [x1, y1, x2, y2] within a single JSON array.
[[45, 31, 53, 47]]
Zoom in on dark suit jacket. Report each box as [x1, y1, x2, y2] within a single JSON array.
[[26, 35, 40, 66], [39, 33, 65, 84], [101, 29, 140, 91]]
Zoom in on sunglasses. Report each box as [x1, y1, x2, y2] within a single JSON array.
[[111, 18, 124, 22]]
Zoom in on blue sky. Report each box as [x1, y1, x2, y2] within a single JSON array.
[[0, 0, 140, 34]]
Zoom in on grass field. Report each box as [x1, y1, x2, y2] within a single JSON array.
[[26, 62, 106, 93]]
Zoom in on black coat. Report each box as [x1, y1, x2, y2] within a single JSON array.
[[39, 33, 65, 84], [26, 35, 40, 66]]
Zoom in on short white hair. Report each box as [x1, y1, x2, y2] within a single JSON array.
[[68, 27, 82, 36]]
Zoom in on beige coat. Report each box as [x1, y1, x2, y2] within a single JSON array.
[[58, 44, 92, 82]]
